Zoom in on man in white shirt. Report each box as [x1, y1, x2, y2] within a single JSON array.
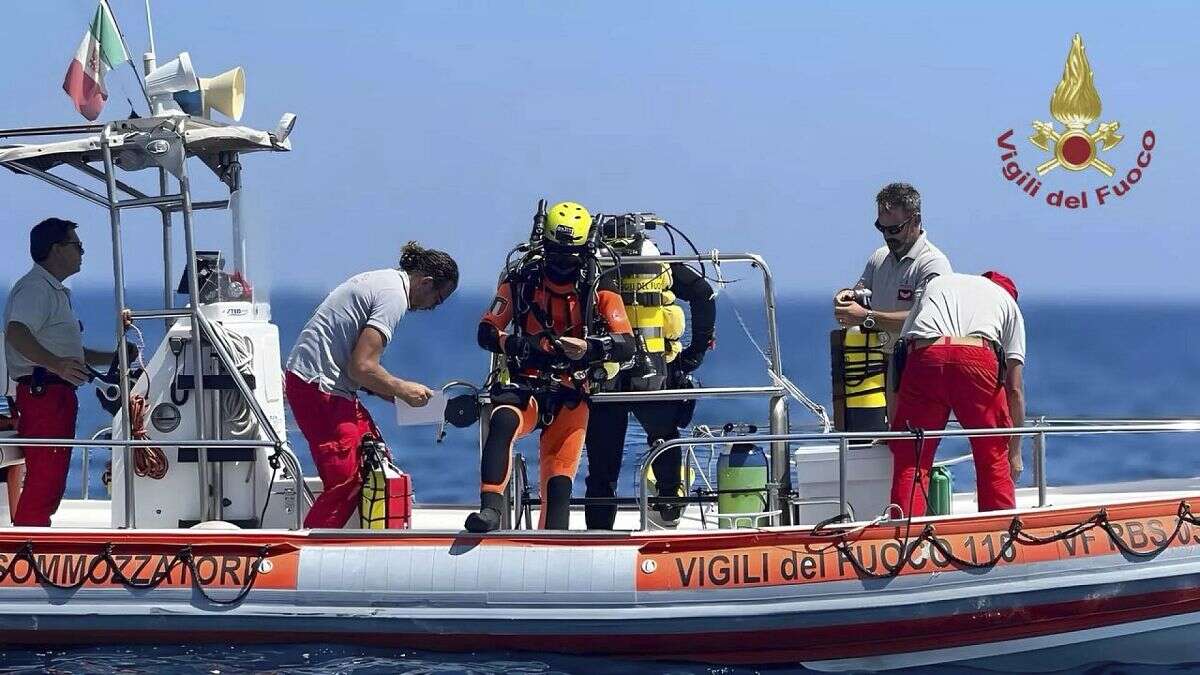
[[887, 271, 1026, 517], [4, 218, 121, 526], [284, 241, 458, 528]]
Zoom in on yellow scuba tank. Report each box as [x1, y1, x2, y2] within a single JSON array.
[[621, 238, 672, 354], [613, 238, 679, 391], [830, 326, 888, 431], [359, 436, 412, 529]]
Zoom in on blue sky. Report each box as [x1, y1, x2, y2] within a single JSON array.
[[1, 1, 1197, 299]]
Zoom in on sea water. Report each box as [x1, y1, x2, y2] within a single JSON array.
[[3, 288, 1197, 673]]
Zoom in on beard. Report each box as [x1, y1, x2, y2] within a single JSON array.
[[885, 237, 911, 256]]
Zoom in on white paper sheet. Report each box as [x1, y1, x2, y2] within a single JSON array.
[[394, 391, 449, 426]]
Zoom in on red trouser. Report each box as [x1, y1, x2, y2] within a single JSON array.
[[14, 382, 78, 527], [285, 371, 380, 528], [888, 343, 1015, 517]]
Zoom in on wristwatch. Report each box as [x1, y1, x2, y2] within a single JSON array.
[[862, 310, 877, 330]]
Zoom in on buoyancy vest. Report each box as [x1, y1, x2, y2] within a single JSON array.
[[484, 258, 627, 392]]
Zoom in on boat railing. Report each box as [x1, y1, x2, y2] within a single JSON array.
[[637, 419, 1200, 531], [0, 120, 309, 529], [488, 251, 809, 528]]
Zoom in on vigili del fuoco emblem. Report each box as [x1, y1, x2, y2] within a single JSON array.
[[1030, 33, 1121, 177], [996, 33, 1156, 209]]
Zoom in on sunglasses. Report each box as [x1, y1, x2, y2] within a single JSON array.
[[58, 239, 85, 254], [873, 214, 916, 236]]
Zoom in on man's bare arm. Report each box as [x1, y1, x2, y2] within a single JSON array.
[[832, 302, 909, 332], [1004, 360, 1026, 480], [5, 321, 89, 385], [347, 326, 433, 407]]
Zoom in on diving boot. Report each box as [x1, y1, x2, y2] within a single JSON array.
[[650, 489, 682, 529], [649, 504, 682, 529], [464, 491, 505, 533]]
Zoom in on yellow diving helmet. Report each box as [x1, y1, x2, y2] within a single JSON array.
[[544, 201, 592, 248]]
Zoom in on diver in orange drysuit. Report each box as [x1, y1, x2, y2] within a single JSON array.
[[467, 201, 634, 532]]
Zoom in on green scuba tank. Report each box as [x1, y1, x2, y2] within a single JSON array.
[[717, 424, 768, 529], [927, 465, 954, 516]]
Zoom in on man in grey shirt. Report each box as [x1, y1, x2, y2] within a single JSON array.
[[284, 241, 458, 528], [833, 183, 952, 417], [834, 182, 953, 350]]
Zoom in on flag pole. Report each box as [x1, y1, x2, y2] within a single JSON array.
[[102, 0, 152, 111]]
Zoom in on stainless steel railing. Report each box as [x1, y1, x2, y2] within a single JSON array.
[[0, 435, 301, 528], [1, 121, 303, 529], [484, 252, 804, 526], [637, 419, 1200, 531]]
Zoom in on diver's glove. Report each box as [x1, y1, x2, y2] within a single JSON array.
[[676, 344, 706, 373], [583, 335, 614, 362], [504, 334, 534, 361]]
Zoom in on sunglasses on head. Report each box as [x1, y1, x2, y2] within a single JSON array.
[[873, 213, 916, 236]]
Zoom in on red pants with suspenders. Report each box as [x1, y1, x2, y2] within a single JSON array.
[[285, 371, 381, 528], [13, 382, 78, 527], [888, 339, 1016, 517]]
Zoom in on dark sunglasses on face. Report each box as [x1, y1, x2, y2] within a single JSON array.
[[59, 239, 84, 253], [874, 214, 916, 236]]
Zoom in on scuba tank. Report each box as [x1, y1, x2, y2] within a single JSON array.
[[598, 215, 687, 392], [927, 465, 954, 516], [359, 436, 412, 530], [830, 289, 888, 432], [830, 327, 888, 431], [616, 237, 671, 391], [716, 423, 768, 529]]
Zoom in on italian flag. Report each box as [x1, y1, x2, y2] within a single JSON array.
[[62, 1, 128, 121]]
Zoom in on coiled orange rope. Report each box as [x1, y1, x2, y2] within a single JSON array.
[[127, 394, 168, 480]]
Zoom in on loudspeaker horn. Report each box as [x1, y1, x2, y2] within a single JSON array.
[[145, 51, 200, 93], [199, 66, 245, 121], [145, 52, 201, 115]]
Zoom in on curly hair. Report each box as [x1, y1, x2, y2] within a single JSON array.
[[875, 182, 921, 216], [399, 241, 459, 287]]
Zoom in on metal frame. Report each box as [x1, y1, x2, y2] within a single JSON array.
[[637, 420, 1200, 531], [0, 121, 307, 529], [593, 253, 793, 524], [487, 252, 801, 527]]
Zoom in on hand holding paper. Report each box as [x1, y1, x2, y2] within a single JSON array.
[[395, 390, 449, 426]]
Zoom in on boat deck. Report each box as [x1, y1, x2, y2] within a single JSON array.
[[4, 475, 1199, 533]]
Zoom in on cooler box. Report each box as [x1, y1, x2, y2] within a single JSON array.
[[792, 442, 894, 525]]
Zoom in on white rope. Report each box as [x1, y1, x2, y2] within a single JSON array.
[[207, 322, 259, 438], [708, 248, 725, 299], [713, 259, 832, 431], [124, 322, 152, 396]]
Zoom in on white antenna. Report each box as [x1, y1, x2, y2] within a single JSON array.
[[145, 0, 156, 56], [143, 0, 161, 113]]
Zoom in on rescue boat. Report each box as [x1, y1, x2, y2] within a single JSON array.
[[2, 20, 1200, 673]]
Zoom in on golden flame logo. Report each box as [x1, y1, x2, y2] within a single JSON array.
[[1029, 34, 1123, 176]]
